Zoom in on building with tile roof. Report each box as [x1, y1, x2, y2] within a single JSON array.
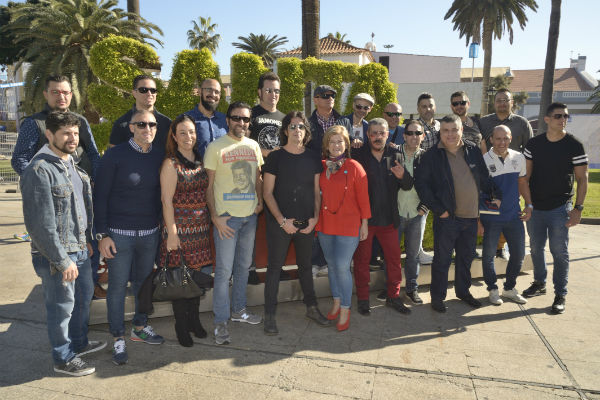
[[277, 36, 374, 65]]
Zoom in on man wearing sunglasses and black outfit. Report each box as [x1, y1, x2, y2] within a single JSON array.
[[384, 103, 405, 149], [306, 85, 352, 154], [109, 75, 171, 152], [450, 91, 482, 148]]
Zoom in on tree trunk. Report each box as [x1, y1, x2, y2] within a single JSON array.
[[127, 0, 140, 32], [302, 0, 320, 114], [480, 20, 493, 116], [537, 0, 561, 134]]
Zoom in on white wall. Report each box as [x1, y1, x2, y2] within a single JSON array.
[[569, 115, 600, 168], [372, 52, 462, 84], [395, 82, 483, 115]]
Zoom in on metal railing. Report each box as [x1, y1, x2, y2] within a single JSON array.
[[0, 131, 18, 184]]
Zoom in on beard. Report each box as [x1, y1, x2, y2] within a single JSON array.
[[201, 96, 218, 112], [52, 138, 78, 155]]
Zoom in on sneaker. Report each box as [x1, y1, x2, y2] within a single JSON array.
[[312, 265, 319, 278], [76, 340, 107, 357], [551, 295, 566, 314], [13, 232, 31, 242], [214, 322, 230, 345], [418, 250, 433, 265], [474, 249, 483, 259], [502, 288, 527, 304], [316, 266, 329, 277], [369, 258, 385, 271], [231, 309, 262, 324], [93, 284, 106, 300], [247, 269, 261, 285], [496, 247, 509, 260], [376, 289, 387, 302], [130, 325, 164, 344], [112, 339, 128, 365], [406, 290, 423, 304], [522, 281, 546, 298], [488, 289, 503, 305], [54, 356, 95, 376]]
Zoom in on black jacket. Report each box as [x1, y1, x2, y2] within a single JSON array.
[[352, 144, 414, 228], [414, 142, 500, 218], [306, 108, 352, 155]]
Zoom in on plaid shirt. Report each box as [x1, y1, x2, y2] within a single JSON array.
[[419, 118, 440, 151], [316, 111, 337, 133]]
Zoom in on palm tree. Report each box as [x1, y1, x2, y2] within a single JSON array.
[[187, 17, 221, 54], [327, 32, 350, 44], [537, 0, 561, 134], [444, 0, 538, 115], [7, 0, 162, 116], [232, 33, 288, 67]]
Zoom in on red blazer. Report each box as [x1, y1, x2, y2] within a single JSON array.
[[316, 159, 371, 237]]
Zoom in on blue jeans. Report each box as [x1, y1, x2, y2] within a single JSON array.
[[398, 214, 427, 292], [526, 203, 570, 296], [318, 232, 359, 308], [32, 250, 92, 365], [106, 231, 159, 337], [430, 216, 478, 301], [213, 214, 257, 324], [481, 218, 525, 291]]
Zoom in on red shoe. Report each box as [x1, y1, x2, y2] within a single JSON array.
[[336, 310, 350, 332], [326, 307, 340, 320]]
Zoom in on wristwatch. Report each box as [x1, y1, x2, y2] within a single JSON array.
[[526, 204, 533, 209], [95, 232, 110, 241], [574, 205, 584, 211]]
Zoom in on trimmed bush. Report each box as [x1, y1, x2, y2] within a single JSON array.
[[230, 53, 268, 106]]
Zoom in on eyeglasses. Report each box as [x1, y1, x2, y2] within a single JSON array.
[[49, 90, 72, 96], [201, 87, 220, 95], [264, 88, 281, 94], [316, 93, 335, 99], [495, 98, 512, 103], [404, 130, 422, 136], [130, 121, 157, 128], [229, 115, 251, 123], [354, 104, 371, 111], [451, 100, 468, 107], [385, 112, 402, 117], [136, 87, 157, 94], [289, 124, 305, 131], [551, 113, 570, 120]]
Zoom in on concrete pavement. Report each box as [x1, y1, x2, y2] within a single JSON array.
[[1, 186, 599, 399]]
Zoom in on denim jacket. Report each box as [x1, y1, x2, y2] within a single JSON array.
[[21, 145, 93, 273]]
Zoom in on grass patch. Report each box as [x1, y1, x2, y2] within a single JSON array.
[[581, 169, 599, 218]]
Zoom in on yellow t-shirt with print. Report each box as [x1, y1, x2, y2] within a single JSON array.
[[204, 134, 264, 217]]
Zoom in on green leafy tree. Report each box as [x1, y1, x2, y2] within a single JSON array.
[[0, 0, 43, 68], [187, 17, 221, 54], [445, 0, 538, 115], [232, 33, 288, 68], [327, 32, 350, 44], [6, 0, 163, 116]]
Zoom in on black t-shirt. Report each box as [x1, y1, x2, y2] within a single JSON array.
[[262, 147, 323, 220], [109, 107, 172, 152], [250, 105, 285, 150], [524, 132, 588, 210]]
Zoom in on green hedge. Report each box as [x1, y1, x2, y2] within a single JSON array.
[[343, 62, 397, 118], [277, 57, 304, 114], [230, 53, 268, 106], [90, 121, 112, 154]]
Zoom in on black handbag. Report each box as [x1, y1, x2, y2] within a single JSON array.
[[152, 249, 203, 301]]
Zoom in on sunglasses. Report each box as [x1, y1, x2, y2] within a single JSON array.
[[385, 112, 402, 117], [136, 87, 157, 94], [264, 88, 281, 94], [229, 115, 251, 123], [404, 130, 422, 136], [551, 113, 570, 120], [289, 124, 305, 131], [451, 100, 468, 107], [354, 104, 371, 111], [49, 90, 72, 96], [130, 121, 157, 128], [316, 93, 335, 99]]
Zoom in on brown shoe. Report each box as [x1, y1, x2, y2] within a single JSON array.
[[93, 284, 106, 299]]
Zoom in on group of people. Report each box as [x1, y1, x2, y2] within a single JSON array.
[[14, 71, 588, 378]]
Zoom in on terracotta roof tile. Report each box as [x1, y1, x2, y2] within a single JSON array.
[[510, 68, 595, 92], [279, 36, 374, 61]]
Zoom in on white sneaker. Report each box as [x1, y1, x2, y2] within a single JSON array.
[[489, 289, 503, 305], [502, 288, 528, 304], [317, 266, 328, 277], [418, 250, 433, 264], [312, 265, 319, 278]]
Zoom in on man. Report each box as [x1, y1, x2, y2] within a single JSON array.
[[395, 120, 429, 304], [522, 102, 588, 314], [450, 91, 482, 148], [479, 88, 533, 153], [95, 110, 165, 366], [340, 93, 375, 148], [384, 102, 405, 148], [21, 111, 106, 376], [416, 93, 440, 151], [204, 101, 264, 345], [415, 115, 500, 313], [480, 125, 531, 306], [185, 78, 228, 157], [109, 74, 171, 151], [12, 75, 100, 179], [231, 160, 255, 194], [249, 72, 285, 158], [352, 118, 413, 316], [306, 85, 352, 154]]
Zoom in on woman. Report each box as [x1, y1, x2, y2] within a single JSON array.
[[158, 114, 213, 347], [262, 111, 329, 335], [316, 125, 370, 331]]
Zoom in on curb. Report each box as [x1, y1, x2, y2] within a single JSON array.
[[581, 217, 600, 225]]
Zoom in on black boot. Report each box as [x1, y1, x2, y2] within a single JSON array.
[[264, 313, 278, 335], [187, 297, 207, 338], [172, 299, 193, 347]]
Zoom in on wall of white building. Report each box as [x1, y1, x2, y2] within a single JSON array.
[[372, 52, 462, 84], [395, 82, 483, 115]]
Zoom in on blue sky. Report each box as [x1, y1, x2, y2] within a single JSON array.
[[3, 0, 599, 80]]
